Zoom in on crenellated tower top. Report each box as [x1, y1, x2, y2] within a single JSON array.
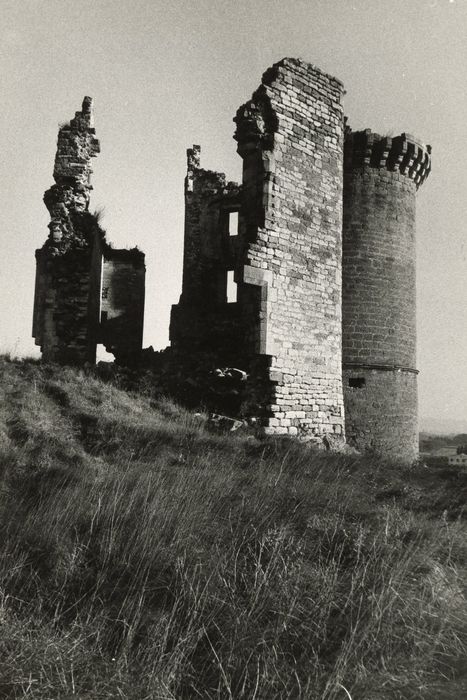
[[344, 128, 431, 189]]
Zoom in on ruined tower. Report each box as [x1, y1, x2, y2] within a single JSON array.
[[170, 145, 243, 362], [233, 58, 346, 438], [172, 58, 346, 439], [342, 130, 431, 462], [33, 63, 433, 461], [33, 97, 146, 364]]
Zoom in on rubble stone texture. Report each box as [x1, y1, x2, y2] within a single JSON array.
[[32, 98, 145, 364]]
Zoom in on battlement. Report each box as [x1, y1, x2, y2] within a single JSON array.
[[344, 128, 431, 188]]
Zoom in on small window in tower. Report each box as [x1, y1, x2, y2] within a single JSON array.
[[228, 211, 239, 236], [227, 270, 237, 302], [349, 377, 365, 389], [102, 286, 109, 300]]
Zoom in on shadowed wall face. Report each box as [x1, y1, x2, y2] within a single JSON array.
[[32, 97, 102, 363], [342, 130, 431, 463], [33, 98, 146, 365], [169, 146, 244, 361], [100, 252, 146, 361], [234, 58, 346, 438]]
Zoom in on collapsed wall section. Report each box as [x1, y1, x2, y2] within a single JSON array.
[[170, 146, 243, 363], [233, 57, 346, 438], [342, 129, 431, 462]]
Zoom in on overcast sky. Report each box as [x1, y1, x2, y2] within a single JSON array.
[[1, 0, 466, 431]]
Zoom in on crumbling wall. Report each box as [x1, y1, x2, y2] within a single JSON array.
[[43, 96, 100, 247], [170, 147, 243, 361], [33, 97, 145, 365], [32, 97, 102, 363], [233, 58, 346, 439], [342, 129, 431, 462]]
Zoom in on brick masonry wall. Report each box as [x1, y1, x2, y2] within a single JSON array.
[[342, 129, 431, 462], [43, 97, 100, 249], [234, 58, 345, 438], [35, 247, 94, 363], [343, 167, 417, 367], [343, 368, 418, 463], [179, 146, 241, 308]]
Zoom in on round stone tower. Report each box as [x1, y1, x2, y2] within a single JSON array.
[[342, 128, 431, 463]]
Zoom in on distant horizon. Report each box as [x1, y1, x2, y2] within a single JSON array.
[[419, 417, 467, 436]]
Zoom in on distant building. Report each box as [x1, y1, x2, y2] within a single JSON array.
[[448, 454, 467, 466]]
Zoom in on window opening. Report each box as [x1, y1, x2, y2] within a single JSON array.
[[228, 211, 239, 236], [349, 377, 365, 389], [227, 270, 237, 302], [96, 344, 114, 363]]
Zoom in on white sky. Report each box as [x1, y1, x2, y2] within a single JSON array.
[[1, 0, 466, 430]]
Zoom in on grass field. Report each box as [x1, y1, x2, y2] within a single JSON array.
[[0, 356, 466, 698]]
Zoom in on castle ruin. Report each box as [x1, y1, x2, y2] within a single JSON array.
[[33, 58, 431, 464], [32, 97, 145, 365]]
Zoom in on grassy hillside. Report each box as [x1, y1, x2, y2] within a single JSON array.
[[0, 357, 466, 699]]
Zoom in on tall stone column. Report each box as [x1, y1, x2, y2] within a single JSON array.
[[234, 58, 346, 440]]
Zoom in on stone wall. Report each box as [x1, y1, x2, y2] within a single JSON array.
[[234, 58, 346, 438], [170, 146, 243, 360], [33, 98, 101, 363], [343, 367, 418, 463], [43, 96, 100, 248], [33, 98, 145, 365], [32, 66, 434, 463], [342, 129, 431, 462], [168, 61, 432, 458]]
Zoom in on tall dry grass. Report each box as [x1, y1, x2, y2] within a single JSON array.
[[0, 356, 466, 699]]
